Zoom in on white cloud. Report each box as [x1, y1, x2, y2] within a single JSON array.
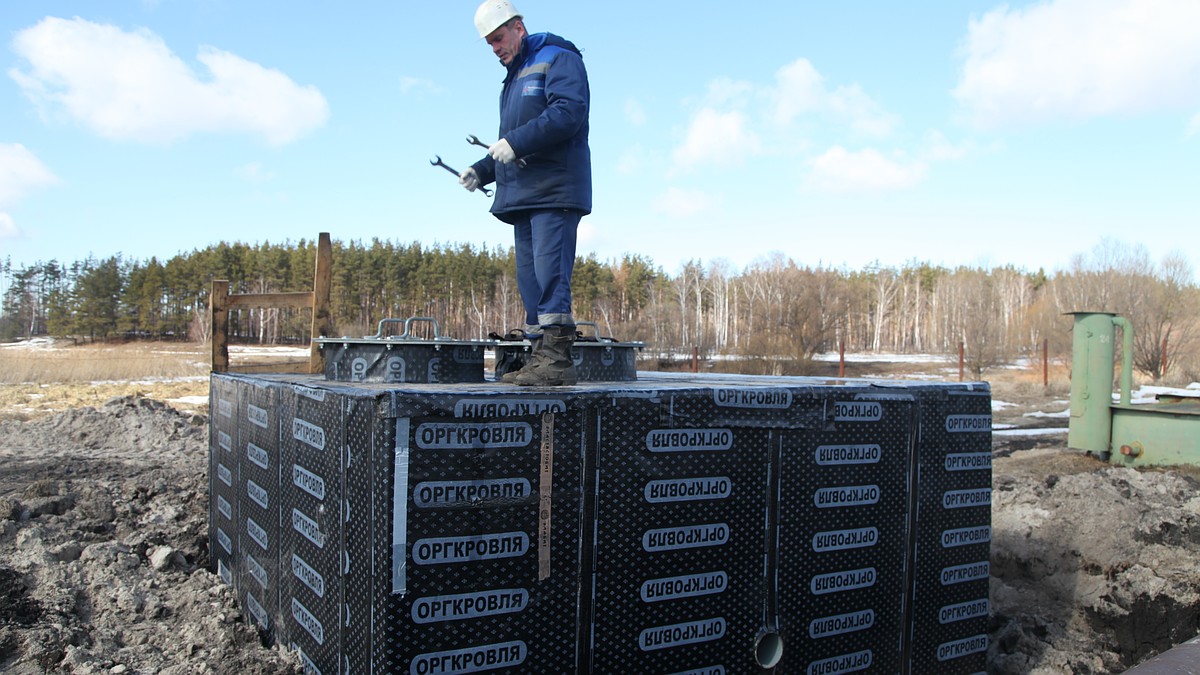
[[954, 0, 1200, 130], [921, 129, 973, 162], [400, 76, 442, 98], [0, 213, 19, 239], [671, 108, 760, 173], [234, 161, 275, 183], [9, 17, 329, 145], [0, 143, 58, 206], [671, 58, 897, 174], [806, 146, 926, 193], [651, 187, 717, 218], [771, 58, 896, 137]]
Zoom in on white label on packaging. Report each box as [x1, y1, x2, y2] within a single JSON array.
[[939, 598, 989, 624], [814, 485, 880, 508], [453, 346, 483, 363], [833, 401, 882, 421], [217, 430, 232, 453], [218, 398, 232, 418], [415, 422, 531, 449], [411, 588, 528, 624], [642, 523, 729, 552], [247, 553, 268, 590], [941, 561, 989, 585], [936, 634, 988, 661], [291, 597, 323, 645], [393, 418, 410, 595], [217, 558, 231, 585], [945, 452, 992, 471], [217, 495, 232, 521], [812, 527, 878, 552], [246, 479, 268, 510], [217, 527, 232, 554], [293, 464, 326, 501], [292, 508, 325, 549], [942, 525, 991, 548], [245, 590, 268, 630], [945, 414, 991, 432], [384, 356, 406, 383], [668, 667, 726, 675], [943, 488, 992, 509], [292, 418, 325, 451], [246, 442, 269, 470], [645, 428, 733, 453], [414, 478, 530, 508], [644, 477, 731, 503], [412, 532, 529, 565], [454, 398, 566, 418], [639, 617, 726, 651], [217, 463, 232, 487], [640, 571, 728, 602], [815, 444, 881, 466], [294, 385, 325, 402], [809, 609, 874, 639], [410, 640, 526, 675], [292, 553, 325, 598], [247, 404, 269, 428], [807, 649, 873, 675], [810, 567, 877, 596], [712, 388, 791, 409], [246, 516, 269, 551]]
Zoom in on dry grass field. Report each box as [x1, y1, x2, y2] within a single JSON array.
[[0, 340, 312, 420], [0, 338, 1070, 419]]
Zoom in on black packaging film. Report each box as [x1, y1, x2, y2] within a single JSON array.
[[209, 372, 991, 674]]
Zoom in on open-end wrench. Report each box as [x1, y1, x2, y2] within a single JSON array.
[[466, 134, 527, 168], [430, 156, 492, 197]]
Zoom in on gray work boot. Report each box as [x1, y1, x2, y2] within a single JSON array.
[[514, 325, 577, 386], [500, 334, 541, 383]]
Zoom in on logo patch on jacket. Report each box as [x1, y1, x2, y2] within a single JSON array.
[[522, 83, 544, 96]]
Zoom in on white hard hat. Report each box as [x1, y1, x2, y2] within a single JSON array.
[[474, 0, 521, 39]]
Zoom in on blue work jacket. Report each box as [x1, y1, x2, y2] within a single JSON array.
[[472, 32, 592, 222]]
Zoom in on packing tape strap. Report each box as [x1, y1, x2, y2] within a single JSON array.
[[538, 411, 554, 580]]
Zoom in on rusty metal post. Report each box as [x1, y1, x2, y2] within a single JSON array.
[[210, 280, 229, 372], [1043, 338, 1049, 388], [691, 346, 699, 373], [309, 232, 333, 374]]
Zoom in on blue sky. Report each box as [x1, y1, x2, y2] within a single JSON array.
[[2, 0, 1198, 278]]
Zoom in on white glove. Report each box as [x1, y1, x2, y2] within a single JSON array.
[[488, 138, 517, 164], [459, 167, 479, 192]]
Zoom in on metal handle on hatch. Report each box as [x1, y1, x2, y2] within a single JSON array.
[[574, 321, 614, 342], [368, 316, 443, 339]]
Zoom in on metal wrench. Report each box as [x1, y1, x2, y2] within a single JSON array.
[[430, 155, 492, 197], [466, 134, 527, 168]]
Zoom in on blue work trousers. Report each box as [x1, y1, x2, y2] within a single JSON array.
[[512, 208, 581, 329]]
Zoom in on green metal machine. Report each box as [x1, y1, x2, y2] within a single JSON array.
[[1067, 311, 1200, 466]]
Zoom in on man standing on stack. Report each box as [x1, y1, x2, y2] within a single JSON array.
[[459, 0, 591, 386]]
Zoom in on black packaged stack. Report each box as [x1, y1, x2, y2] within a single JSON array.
[[208, 372, 991, 674], [908, 386, 993, 672]]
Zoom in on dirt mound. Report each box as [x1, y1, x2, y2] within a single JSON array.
[[1, 395, 1198, 673], [989, 448, 1200, 673], [0, 396, 299, 674]]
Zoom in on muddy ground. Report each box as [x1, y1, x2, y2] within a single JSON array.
[[0, 391, 1197, 673]]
